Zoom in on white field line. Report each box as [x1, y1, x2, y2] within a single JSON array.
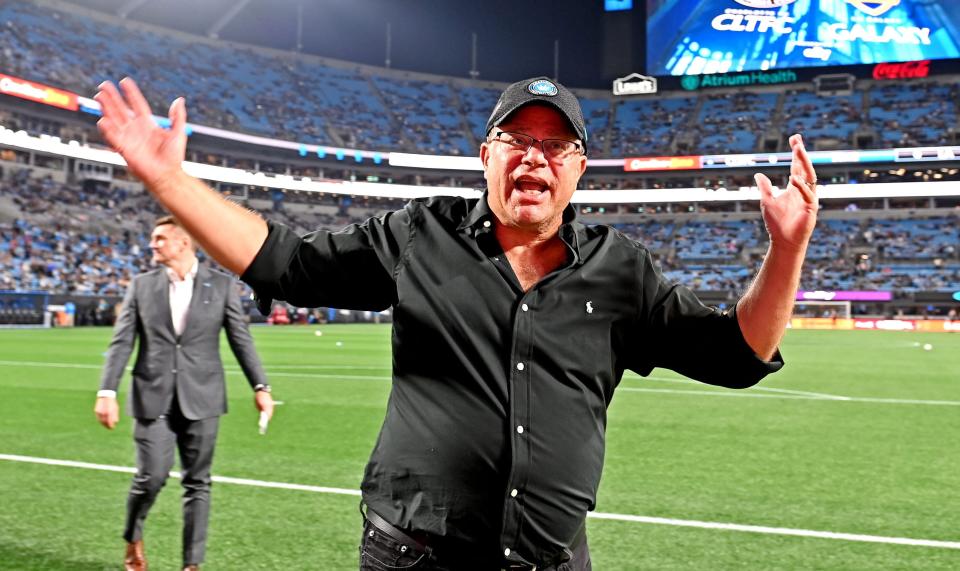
[[0, 454, 361, 496], [639, 375, 849, 400], [0, 359, 102, 369], [750, 386, 851, 400], [587, 512, 960, 550], [617, 386, 960, 406], [2, 453, 958, 550], [2, 359, 959, 407]]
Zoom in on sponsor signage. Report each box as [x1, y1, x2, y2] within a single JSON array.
[[872, 59, 931, 80], [648, 1, 960, 77], [619, 144, 960, 172], [797, 290, 893, 302], [0, 73, 77, 111], [854, 319, 916, 331], [612, 73, 658, 96], [624, 156, 702, 172], [605, 0, 633, 11], [790, 317, 960, 332], [845, 0, 901, 18], [680, 70, 798, 91]]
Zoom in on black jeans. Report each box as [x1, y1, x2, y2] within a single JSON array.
[[358, 516, 592, 571]]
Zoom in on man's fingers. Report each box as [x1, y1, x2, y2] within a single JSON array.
[[790, 133, 817, 184], [95, 81, 132, 123], [169, 97, 187, 135], [790, 174, 817, 205], [754, 173, 774, 202], [96, 412, 114, 430], [119, 77, 153, 118], [96, 117, 120, 149]]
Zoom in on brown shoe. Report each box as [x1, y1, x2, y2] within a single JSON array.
[[124, 540, 147, 571]]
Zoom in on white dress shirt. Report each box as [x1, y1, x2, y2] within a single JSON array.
[[167, 259, 199, 337]]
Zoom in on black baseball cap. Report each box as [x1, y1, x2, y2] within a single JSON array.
[[485, 76, 588, 149]]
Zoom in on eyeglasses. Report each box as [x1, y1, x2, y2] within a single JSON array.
[[490, 131, 584, 160]]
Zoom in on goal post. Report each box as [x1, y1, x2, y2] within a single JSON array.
[[793, 300, 852, 319]]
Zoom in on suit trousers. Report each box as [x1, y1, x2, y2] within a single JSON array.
[[123, 399, 219, 566]]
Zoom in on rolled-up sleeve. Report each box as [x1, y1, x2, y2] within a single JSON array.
[[629, 247, 783, 388], [240, 202, 416, 314]]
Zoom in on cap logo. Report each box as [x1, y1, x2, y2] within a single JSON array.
[[527, 79, 559, 97]]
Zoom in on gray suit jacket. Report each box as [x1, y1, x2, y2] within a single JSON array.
[[100, 264, 268, 420]]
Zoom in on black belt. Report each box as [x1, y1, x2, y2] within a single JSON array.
[[365, 509, 434, 556]]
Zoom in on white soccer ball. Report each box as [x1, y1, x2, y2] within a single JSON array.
[[923, 343, 933, 351], [336, 341, 343, 347], [314, 330, 323, 336]]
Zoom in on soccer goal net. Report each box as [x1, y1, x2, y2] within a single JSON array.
[[793, 300, 852, 319]]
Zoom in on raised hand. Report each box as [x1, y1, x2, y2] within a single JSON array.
[[754, 134, 819, 253], [94, 78, 187, 189]]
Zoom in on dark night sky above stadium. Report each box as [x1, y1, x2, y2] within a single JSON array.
[[63, 0, 636, 89]]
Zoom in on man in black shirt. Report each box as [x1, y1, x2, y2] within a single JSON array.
[[96, 76, 818, 570]]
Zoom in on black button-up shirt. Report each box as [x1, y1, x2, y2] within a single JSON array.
[[241, 193, 782, 567]]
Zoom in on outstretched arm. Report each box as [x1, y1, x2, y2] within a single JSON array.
[[737, 134, 819, 361], [222, 283, 274, 421], [95, 278, 139, 429], [95, 78, 267, 274]]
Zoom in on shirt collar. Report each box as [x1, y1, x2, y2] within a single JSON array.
[[458, 191, 585, 264], [165, 258, 199, 283]]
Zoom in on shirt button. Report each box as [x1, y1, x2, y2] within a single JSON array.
[[504, 548, 511, 556], [521, 303, 529, 312], [483, 220, 491, 228], [510, 488, 518, 498], [516, 425, 524, 434], [172, 369, 178, 374], [516, 362, 524, 371]]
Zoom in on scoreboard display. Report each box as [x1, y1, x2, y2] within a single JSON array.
[[647, 0, 960, 76]]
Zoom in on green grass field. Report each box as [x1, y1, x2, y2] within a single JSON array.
[[1, 325, 958, 570]]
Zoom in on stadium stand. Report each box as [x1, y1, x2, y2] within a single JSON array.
[[868, 82, 958, 148], [609, 97, 695, 157], [694, 92, 779, 154], [2, 1, 959, 159], [2, 164, 957, 301], [782, 91, 861, 149], [0, 0, 957, 321]]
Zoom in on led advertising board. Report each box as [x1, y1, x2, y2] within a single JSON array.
[[606, 0, 633, 11], [647, 0, 960, 76]]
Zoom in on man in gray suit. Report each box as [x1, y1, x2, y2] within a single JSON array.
[[95, 215, 274, 571]]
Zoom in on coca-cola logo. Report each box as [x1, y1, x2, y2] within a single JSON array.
[[873, 60, 931, 80]]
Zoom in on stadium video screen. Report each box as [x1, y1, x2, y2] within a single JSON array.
[[647, 0, 960, 76]]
